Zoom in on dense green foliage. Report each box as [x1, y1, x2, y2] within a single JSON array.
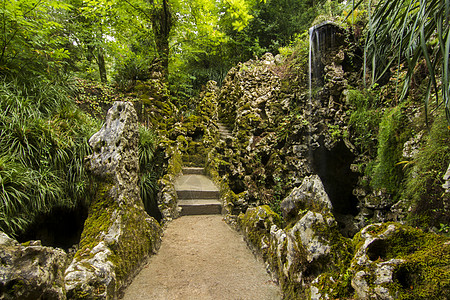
[[355, 0, 450, 121], [404, 111, 450, 228], [139, 126, 164, 221], [0, 0, 448, 239], [0, 77, 99, 236], [348, 89, 382, 156], [371, 105, 410, 194]]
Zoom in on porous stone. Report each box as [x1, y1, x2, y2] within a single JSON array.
[[0, 233, 68, 299], [443, 163, 450, 193], [65, 102, 162, 299], [85, 101, 140, 205], [350, 223, 405, 299], [290, 211, 334, 263], [239, 204, 351, 298], [280, 175, 332, 220]]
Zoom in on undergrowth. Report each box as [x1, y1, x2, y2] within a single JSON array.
[[0, 76, 100, 236], [403, 110, 450, 229]]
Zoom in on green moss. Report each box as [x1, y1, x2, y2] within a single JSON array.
[[403, 110, 450, 229], [371, 105, 410, 195], [69, 288, 92, 299], [176, 135, 188, 152], [165, 146, 182, 176], [349, 106, 382, 156], [386, 230, 449, 299], [72, 180, 162, 298], [77, 181, 118, 257], [350, 223, 450, 300], [238, 205, 281, 251]]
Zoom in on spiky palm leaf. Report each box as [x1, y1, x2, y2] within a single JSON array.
[[354, 0, 450, 121]]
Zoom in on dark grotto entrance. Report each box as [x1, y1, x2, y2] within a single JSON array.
[[312, 137, 359, 236], [17, 204, 88, 251]]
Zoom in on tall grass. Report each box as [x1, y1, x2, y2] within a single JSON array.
[[0, 76, 100, 236]]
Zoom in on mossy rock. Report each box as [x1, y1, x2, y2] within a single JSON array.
[[350, 222, 450, 300], [66, 180, 162, 299], [238, 205, 282, 251]]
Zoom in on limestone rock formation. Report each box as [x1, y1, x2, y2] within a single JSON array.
[[238, 192, 352, 299], [280, 175, 332, 220], [0, 232, 68, 299], [84, 101, 140, 205], [350, 223, 404, 300], [65, 101, 162, 299], [349, 223, 450, 300], [443, 163, 450, 193]]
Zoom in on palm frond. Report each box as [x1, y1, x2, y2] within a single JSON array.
[[353, 0, 450, 121]]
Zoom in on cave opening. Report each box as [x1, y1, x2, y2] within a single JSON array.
[[312, 137, 360, 236], [393, 265, 416, 290], [17, 204, 88, 251], [367, 239, 388, 261]]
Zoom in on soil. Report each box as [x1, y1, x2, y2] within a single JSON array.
[[121, 215, 281, 300]]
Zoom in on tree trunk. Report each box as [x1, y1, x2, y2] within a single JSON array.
[[152, 0, 172, 79], [97, 47, 107, 83]]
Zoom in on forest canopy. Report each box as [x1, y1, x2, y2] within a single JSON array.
[[0, 0, 329, 93]]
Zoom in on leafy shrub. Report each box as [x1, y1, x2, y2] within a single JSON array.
[[139, 126, 163, 222]]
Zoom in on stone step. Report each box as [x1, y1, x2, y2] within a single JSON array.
[[178, 199, 222, 215], [182, 167, 204, 175], [177, 190, 219, 200], [174, 173, 222, 216], [217, 123, 232, 138]]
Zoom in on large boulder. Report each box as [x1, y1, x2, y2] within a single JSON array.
[[238, 204, 352, 299], [65, 102, 162, 299], [0, 232, 68, 299], [280, 175, 332, 221]]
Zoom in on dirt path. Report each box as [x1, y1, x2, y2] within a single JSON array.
[[121, 215, 280, 300]]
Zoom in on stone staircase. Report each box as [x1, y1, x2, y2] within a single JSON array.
[[217, 122, 232, 140], [175, 167, 222, 216]]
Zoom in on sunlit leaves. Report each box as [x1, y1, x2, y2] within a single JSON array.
[[223, 0, 254, 31], [0, 0, 72, 75]]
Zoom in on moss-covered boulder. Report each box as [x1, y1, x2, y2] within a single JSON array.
[[238, 205, 282, 253], [280, 175, 333, 222], [238, 204, 352, 299], [64, 102, 162, 299], [349, 222, 450, 300]]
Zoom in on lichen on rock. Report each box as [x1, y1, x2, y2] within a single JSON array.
[[64, 101, 162, 299]]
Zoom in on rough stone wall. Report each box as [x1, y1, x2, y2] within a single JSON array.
[[204, 24, 450, 299], [65, 101, 162, 299], [214, 48, 360, 235], [238, 176, 450, 299]]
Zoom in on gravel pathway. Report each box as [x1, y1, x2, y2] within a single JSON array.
[[121, 215, 280, 300]]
